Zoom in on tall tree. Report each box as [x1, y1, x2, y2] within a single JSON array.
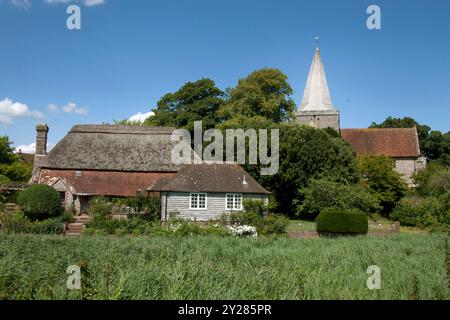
[[146, 78, 224, 132], [0, 135, 17, 165], [219, 68, 296, 124], [357, 155, 407, 215]]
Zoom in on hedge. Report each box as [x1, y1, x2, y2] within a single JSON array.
[[316, 209, 368, 234]]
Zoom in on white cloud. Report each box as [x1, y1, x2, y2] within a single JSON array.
[[9, 0, 32, 9], [44, 0, 106, 6], [47, 103, 60, 113], [128, 111, 154, 122], [83, 0, 105, 6], [49, 102, 88, 115], [14, 142, 54, 154], [0, 98, 44, 125], [62, 102, 88, 115]]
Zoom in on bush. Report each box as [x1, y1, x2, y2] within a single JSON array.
[[0, 211, 65, 234], [17, 184, 62, 221], [390, 193, 449, 230], [316, 209, 368, 234], [90, 197, 112, 219], [257, 214, 290, 236], [0, 174, 10, 185], [413, 163, 450, 196], [297, 178, 381, 220]]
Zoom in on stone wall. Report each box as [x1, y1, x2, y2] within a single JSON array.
[[295, 110, 340, 131]]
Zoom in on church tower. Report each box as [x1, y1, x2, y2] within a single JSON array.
[[295, 47, 340, 131]]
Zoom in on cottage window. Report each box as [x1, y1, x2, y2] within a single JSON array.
[[226, 193, 243, 210], [190, 193, 207, 209]]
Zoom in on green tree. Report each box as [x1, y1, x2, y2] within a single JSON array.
[[219, 68, 296, 124], [297, 178, 381, 220], [413, 162, 450, 196], [357, 155, 407, 215], [146, 78, 224, 132], [268, 124, 359, 215], [0, 135, 17, 165]]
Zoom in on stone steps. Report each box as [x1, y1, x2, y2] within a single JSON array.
[[65, 215, 91, 236]]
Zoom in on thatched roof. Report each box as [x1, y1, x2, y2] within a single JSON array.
[[40, 125, 182, 172], [148, 163, 270, 194]]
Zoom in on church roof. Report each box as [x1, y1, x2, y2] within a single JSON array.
[[39, 125, 182, 172], [299, 48, 336, 112], [341, 128, 421, 158]]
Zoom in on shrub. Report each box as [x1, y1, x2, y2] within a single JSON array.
[[390, 193, 449, 230], [257, 214, 289, 236], [413, 163, 450, 196], [0, 174, 10, 185], [90, 197, 112, 219], [316, 209, 368, 234], [0, 211, 64, 234], [297, 178, 381, 220], [17, 184, 62, 221]]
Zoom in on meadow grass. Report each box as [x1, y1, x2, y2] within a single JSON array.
[[0, 233, 448, 300]]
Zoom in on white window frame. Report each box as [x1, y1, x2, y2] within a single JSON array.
[[226, 193, 243, 211], [189, 192, 207, 210]]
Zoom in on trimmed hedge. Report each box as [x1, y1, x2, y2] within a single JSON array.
[[316, 209, 368, 234], [17, 184, 62, 221]]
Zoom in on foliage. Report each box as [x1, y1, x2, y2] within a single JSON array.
[[112, 196, 161, 221], [390, 193, 449, 231], [0, 174, 10, 185], [413, 163, 450, 196], [17, 184, 62, 221], [0, 233, 447, 299], [0, 135, 16, 165], [219, 200, 289, 236], [357, 155, 407, 215], [370, 116, 450, 165], [296, 178, 381, 220], [0, 162, 33, 182], [0, 211, 65, 234], [89, 197, 112, 220], [219, 68, 296, 123], [145, 78, 224, 132], [316, 209, 368, 234], [231, 124, 359, 215]]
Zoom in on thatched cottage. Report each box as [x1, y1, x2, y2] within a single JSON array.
[[31, 124, 269, 220]]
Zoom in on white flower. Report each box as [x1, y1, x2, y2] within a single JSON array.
[[227, 224, 257, 238]]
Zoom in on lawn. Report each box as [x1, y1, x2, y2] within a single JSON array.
[[1, 233, 448, 300]]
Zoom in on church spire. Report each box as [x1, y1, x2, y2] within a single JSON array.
[[299, 47, 335, 112]]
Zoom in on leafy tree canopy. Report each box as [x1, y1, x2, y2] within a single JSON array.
[[219, 68, 296, 124], [357, 155, 407, 215], [0, 135, 17, 165], [145, 78, 224, 132]]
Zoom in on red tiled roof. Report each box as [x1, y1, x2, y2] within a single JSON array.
[[39, 169, 176, 196], [341, 128, 420, 158]]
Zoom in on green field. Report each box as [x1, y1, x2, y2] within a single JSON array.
[[0, 233, 448, 300]]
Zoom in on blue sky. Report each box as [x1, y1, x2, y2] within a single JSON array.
[[1, 0, 449, 152]]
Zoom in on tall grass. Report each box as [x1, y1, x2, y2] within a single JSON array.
[[0, 233, 448, 299]]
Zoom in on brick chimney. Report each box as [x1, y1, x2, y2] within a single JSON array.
[[35, 124, 49, 156]]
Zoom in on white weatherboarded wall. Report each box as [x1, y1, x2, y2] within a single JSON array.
[[160, 192, 268, 221]]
